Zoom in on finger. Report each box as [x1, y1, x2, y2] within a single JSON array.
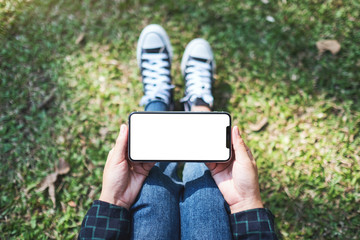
[[205, 162, 217, 172], [232, 126, 251, 162], [132, 162, 154, 176], [142, 162, 155, 172], [110, 124, 128, 164]]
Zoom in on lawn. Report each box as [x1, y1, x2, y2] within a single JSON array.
[[1, 0, 359, 239]]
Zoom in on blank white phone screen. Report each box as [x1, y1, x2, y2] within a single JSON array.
[[129, 113, 231, 161]]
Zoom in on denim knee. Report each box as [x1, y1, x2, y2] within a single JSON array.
[[130, 166, 182, 239]]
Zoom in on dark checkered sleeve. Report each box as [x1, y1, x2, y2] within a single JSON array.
[[230, 208, 278, 240], [78, 200, 130, 240]]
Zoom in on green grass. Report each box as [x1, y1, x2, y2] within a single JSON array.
[[1, 0, 359, 239]]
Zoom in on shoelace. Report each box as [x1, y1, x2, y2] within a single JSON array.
[[180, 59, 214, 106], [140, 52, 174, 106]]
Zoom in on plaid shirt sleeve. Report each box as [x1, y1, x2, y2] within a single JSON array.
[[78, 200, 130, 240], [230, 208, 278, 240]]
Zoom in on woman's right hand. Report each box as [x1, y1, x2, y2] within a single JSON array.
[[206, 126, 263, 213]]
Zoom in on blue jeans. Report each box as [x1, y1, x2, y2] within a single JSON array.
[[144, 100, 169, 111], [130, 100, 232, 239]]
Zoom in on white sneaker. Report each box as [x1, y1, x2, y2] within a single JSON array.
[[180, 38, 215, 111], [137, 24, 174, 108]]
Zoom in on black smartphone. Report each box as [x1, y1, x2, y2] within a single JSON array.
[[128, 111, 231, 162]]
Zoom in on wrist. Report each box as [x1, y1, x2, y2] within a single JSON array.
[[99, 193, 131, 210], [229, 198, 264, 214]]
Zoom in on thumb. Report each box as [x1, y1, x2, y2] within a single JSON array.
[[232, 126, 251, 162], [205, 162, 217, 172], [110, 124, 128, 164]]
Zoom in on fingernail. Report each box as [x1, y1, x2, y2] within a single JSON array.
[[120, 124, 125, 134], [235, 126, 240, 136]]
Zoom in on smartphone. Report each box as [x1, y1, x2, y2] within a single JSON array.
[[128, 112, 231, 162]]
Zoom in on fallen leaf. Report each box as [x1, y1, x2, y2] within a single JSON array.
[[68, 201, 77, 208], [17, 172, 24, 182], [60, 202, 67, 212], [38, 88, 56, 110], [316, 40, 341, 55], [88, 187, 96, 199], [56, 158, 70, 175], [75, 33, 85, 44], [56, 135, 65, 144], [36, 158, 70, 208], [107, 59, 119, 65], [81, 146, 87, 156], [48, 184, 56, 208], [249, 117, 269, 132], [99, 127, 109, 139], [36, 172, 58, 192], [84, 161, 95, 172]]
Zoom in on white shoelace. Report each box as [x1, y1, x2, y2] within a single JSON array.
[[140, 52, 174, 106], [180, 59, 214, 106]]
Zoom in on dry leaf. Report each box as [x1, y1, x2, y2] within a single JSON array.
[[316, 40, 341, 55], [36, 172, 57, 207], [61, 202, 67, 212], [75, 33, 85, 44], [38, 88, 56, 110], [99, 127, 109, 139], [56, 158, 70, 175], [17, 172, 24, 182], [57, 135, 65, 144], [107, 59, 119, 65], [36, 172, 58, 192], [88, 187, 96, 199], [85, 161, 95, 172], [68, 201, 77, 208], [36, 158, 70, 208], [48, 184, 56, 208], [249, 117, 269, 131]]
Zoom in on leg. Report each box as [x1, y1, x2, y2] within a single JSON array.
[[144, 100, 168, 111], [132, 98, 180, 239], [131, 162, 182, 239], [179, 39, 232, 239], [131, 24, 181, 239], [180, 163, 232, 240]]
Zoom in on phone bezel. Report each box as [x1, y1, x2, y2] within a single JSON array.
[[128, 111, 232, 162]]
